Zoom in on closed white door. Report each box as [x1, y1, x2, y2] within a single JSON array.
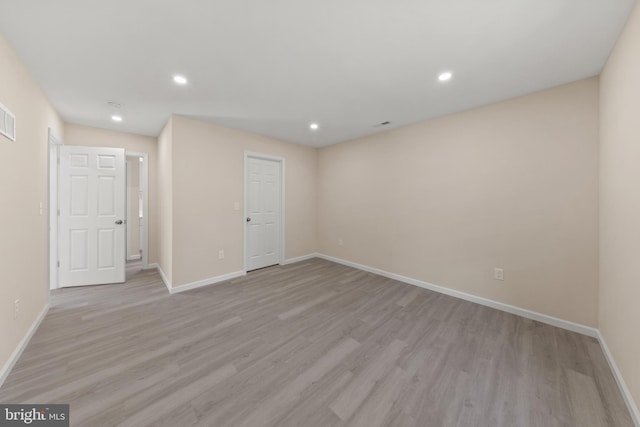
[[59, 146, 126, 287], [245, 156, 281, 271]]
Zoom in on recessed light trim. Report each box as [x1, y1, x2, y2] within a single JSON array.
[[111, 115, 123, 122], [173, 75, 188, 85], [438, 71, 453, 82], [309, 123, 319, 130]]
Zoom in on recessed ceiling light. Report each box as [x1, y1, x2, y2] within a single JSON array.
[[438, 72, 453, 82], [111, 115, 123, 122], [173, 75, 188, 85], [309, 123, 319, 130]]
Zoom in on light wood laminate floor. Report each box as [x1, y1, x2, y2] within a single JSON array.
[[0, 259, 633, 426]]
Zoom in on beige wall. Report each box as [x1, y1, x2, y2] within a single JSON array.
[[0, 34, 64, 375], [318, 78, 600, 327], [600, 0, 640, 414], [157, 118, 173, 284], [169, 115, 317, 288], [64, 123, 158, 265]]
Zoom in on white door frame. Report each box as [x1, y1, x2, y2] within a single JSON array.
[[243, 151, 285, 273], [126, 160, 133, 260], [48, 128, 62, 290], [126, 151, 149, 267]]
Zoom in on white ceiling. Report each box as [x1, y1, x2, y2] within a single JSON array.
[[0, 0, 635, 147]]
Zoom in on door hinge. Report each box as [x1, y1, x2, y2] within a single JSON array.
[[57, 261, 60, 268], [57, 209, 60, 216]]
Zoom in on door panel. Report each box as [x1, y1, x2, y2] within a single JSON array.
[[246, 156, 281, 271], [70, 176, 88, 215], [98, 176, 116, 216], [98, 229, 116, 268], [69, 230, 88, 270], [59, 146, 126, 287], [98, 154, 116, 169]]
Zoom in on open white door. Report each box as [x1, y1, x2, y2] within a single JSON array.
[[59, 146, 126, 287]]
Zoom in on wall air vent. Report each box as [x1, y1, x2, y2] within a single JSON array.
[[0, 102, 16, 141], [374, 121, 391, 128]]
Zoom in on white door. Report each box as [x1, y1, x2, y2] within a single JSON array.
[[245, 156, 282, 271], [59, 146, 126, 287]]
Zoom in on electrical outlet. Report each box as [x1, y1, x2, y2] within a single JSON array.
[[14, 299, 20, 319], [494, 268, 504, 281], [338, 238, 343, 247], [218, 250, 225, 260]]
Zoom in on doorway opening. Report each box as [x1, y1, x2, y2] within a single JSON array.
[[125, 152, 149, 275]]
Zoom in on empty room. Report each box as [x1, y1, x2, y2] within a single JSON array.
[[1, 0, 639, 426]]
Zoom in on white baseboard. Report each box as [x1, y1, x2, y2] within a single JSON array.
[[147, 254, 637, 422], [283, 253, 319, 265], [170, 271, 246, 294], [312, 254, 637, 422], [315, 253, 598, 338], [597, 331, 640, 426], [0, 303, 49, 389], [143, 262, 159, 270], [155, 265, 172, 293]]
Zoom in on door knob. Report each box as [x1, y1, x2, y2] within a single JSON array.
[[115, 220, 123, 225], [246, 217, 251, 222]]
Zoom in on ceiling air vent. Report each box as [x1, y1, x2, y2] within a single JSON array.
[[0, 102, 16, 141]]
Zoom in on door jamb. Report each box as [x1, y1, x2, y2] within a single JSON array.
[[243, 151, 285, 273], [48, 128, 62, 290], [126, 160, 133, 260]]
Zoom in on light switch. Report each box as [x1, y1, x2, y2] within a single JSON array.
[[39, 202, 43, 216], [234, 202, 240, 211]]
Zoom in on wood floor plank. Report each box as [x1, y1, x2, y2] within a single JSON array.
[[0, 259, 633, 427], [329, 338, 407, 421], [118, 363, 237, 427], [348, 366, 409, 427], [566, 368, 610, 427], [235, 337, 360, 427]]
